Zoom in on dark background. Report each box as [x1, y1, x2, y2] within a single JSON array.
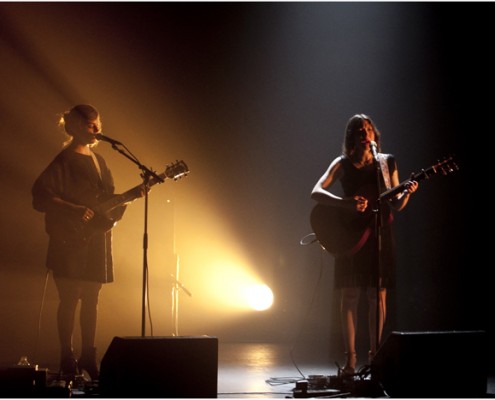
[[0, 2, 489, 370]]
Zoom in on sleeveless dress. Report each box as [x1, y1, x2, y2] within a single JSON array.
[[334, 154, 397, 289]]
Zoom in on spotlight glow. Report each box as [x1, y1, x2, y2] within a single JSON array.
[[245, 284, 274, 311]]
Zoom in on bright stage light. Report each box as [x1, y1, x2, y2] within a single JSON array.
[[245, 284, 273, 311], [195, 259, 275, 313]]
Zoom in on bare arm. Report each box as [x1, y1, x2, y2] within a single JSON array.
[[311, 157, 368, 213]]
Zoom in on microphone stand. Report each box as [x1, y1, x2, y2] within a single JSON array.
[[167, 192, 192, 336], [370, 145, 383, 357], [170, 266, 192, 336], [104, 142, 164, 337]]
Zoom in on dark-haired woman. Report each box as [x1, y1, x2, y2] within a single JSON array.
[[311, 114, 418, 375]]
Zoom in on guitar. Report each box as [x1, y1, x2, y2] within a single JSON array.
[[73, 160, 189, 240], [310, 156, 458, 257]]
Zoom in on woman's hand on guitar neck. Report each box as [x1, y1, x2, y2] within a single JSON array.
[[404, 180, 419, 195]]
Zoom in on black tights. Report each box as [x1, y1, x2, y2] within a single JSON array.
[[54, 277, 102, 355]]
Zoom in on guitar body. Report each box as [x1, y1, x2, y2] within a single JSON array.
[[74, 203, 127, 240], [310, 204, 373, 257]]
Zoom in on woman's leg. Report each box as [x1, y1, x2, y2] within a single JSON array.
[[367, 287, 387, 359], [341, 287, 360, 373], [80, 281, 102, 350], [54, 277, 82, 375], [79, 281, 102, 380]]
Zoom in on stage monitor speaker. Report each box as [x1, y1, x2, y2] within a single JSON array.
[[99, 336, 218, 398], [371, 330, 487, 398]]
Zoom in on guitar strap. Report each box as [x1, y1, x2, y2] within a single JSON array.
[[378, 153, 395, 228], [378, 153, 391, 190], [90, 151, 102, 181]]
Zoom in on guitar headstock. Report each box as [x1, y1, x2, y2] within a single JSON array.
[[433, 156, 459, 176], [382, 155, 459, 201], [165, 160, 189, 180]]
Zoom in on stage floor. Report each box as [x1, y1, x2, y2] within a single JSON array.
[[218, 342, 343, 398], [217, 342, 495, 398]]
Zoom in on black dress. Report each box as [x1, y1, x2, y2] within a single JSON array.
[[32, 149, 118, 283], [334, 154, 397, 289]]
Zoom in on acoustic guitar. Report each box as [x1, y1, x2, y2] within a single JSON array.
[[310, 156, 458, 257]]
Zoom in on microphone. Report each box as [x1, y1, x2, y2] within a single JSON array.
[[370, 140, 379, 162], [95, 133, 122, 145]]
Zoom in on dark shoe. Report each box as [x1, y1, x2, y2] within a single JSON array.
[[79, 347, 99, 381], [340, 351, 356, 377], [368, 350, 375, 365], [60, 353, 79, 376]]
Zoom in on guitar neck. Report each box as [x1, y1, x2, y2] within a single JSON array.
[[379, 166, 436, 202], [96, 172, 166, 214]]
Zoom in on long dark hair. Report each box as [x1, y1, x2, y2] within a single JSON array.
[[342, 113, 381, 157]]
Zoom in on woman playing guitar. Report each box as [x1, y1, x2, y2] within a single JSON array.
[[310, 114, 418, 376]]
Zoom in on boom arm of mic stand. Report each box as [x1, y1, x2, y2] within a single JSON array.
[[170, 274, 192, 297], [108, 143, 164, 184]]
